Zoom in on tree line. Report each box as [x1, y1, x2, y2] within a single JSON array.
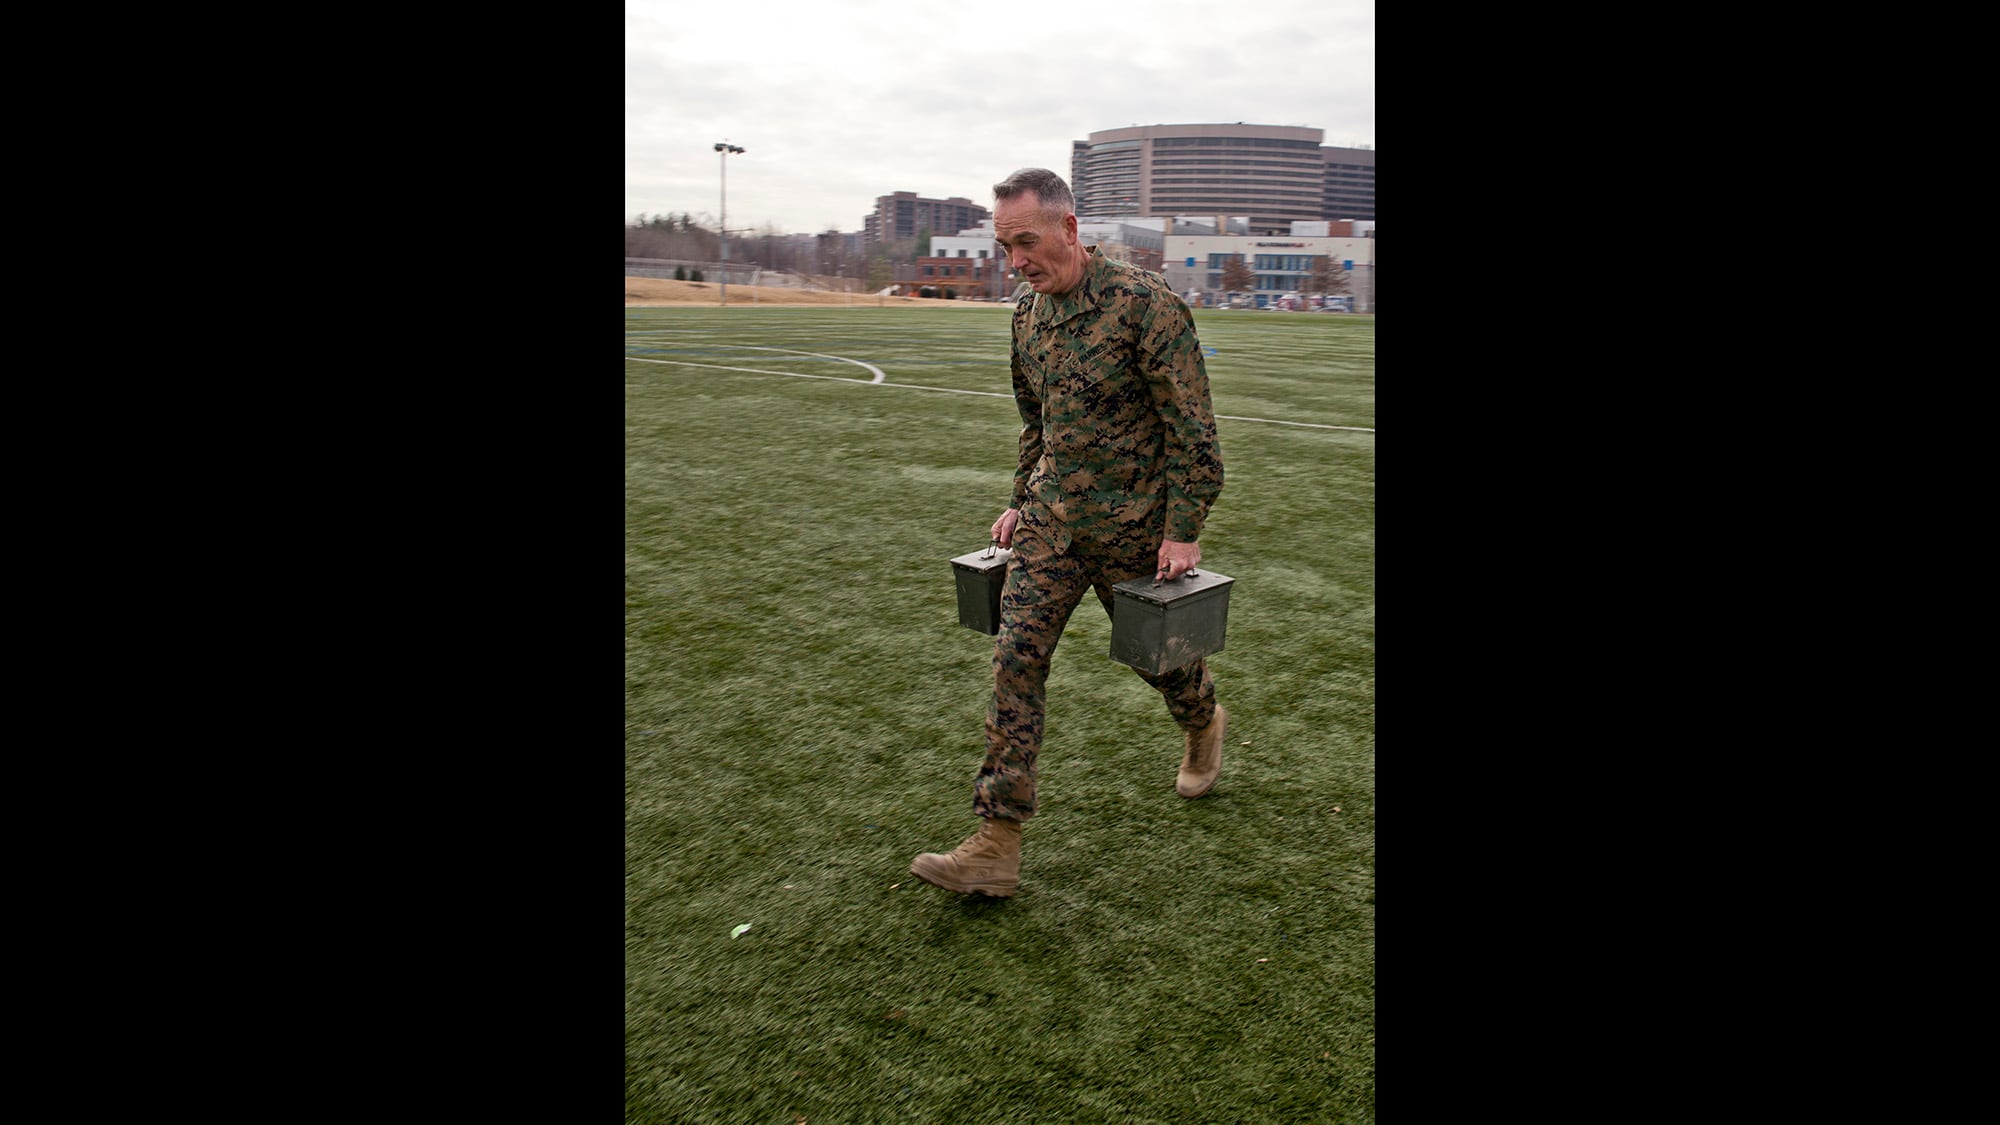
[[629, 213, 1356, 305], [627, 213, 933, 290]]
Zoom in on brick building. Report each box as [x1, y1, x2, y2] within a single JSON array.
[[892, 251, 1003, 297], [863, 191, 991, 247]]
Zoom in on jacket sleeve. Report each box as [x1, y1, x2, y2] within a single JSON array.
[[1139, 291, 1224, 542], [1008, 302, 1043, 511]]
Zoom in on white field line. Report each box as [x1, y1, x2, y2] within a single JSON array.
[[627, 342, 887, 383], [628, 356, 880, 385], [1215, 415, 1373, 433], [625, 345, 1374, 433]]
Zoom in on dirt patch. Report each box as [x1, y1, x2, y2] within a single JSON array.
[[625, 275, 1003, 308]]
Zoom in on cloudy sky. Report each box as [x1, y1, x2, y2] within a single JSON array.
[[625, 0, 1375, 236]]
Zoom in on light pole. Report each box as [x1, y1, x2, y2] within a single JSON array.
[[714, 142, 745, 306]]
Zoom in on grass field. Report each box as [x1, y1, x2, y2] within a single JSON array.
[[626, 305, 1375, 1123]]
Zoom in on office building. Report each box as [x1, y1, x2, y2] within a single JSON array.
[[1321, 146, 1375, 222], [1159, 226, 1376, 312], [1071, 123, 1374, 234]]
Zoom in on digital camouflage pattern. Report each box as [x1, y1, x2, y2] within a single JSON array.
[[1008, 248, 1224, 549], [974, 247, 1224, 823]]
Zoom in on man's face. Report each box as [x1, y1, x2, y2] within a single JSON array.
[[993, 195, 1080, 295]]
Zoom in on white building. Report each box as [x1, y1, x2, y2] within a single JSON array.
[[935, 219, 1374, 310], [929, 234, 1000, 264], [1160, 232, 1376, 311]]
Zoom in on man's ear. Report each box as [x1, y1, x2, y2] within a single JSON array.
[[1062, 212, 1078, 244]]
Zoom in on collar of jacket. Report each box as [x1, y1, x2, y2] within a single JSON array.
[[1031, 246, 1106, 328]]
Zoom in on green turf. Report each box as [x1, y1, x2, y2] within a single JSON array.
[[626, 306, 1374, 1123]]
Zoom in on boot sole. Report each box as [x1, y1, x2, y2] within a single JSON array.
[[1177, 776, 1218, 799], [909, 862, 1018, 897]]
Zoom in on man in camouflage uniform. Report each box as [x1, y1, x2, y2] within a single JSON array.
[[912, 168, 1227, 898]]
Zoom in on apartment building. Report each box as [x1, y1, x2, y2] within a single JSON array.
[[863, 191, 991, 247]]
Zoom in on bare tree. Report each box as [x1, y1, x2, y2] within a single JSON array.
[[1308, 255, 1351, 309], [1219, 256, 1255, 305], [816, 229, 854, 278], [865, 251, 894, 293], [625, 215, 720, 263], [629, 211, 879, 286]]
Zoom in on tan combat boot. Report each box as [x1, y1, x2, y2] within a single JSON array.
[[909, 817, 1022, 897], [1177, 704, 1228, 798]]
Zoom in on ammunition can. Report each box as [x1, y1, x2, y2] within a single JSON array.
[[1109, 570, 1235, 674], [949, 545, 1012, 634]]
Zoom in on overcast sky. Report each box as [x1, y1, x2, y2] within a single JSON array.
[[625, 0, 1374, 236]]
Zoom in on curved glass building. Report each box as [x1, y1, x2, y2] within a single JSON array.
[[1071, 123, 1372, 235]]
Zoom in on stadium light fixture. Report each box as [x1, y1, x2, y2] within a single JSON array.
[[714, 143, 746, 305]]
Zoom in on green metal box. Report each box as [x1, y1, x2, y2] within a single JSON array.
[[1109, 569, 1235, 674], [949, 545, 1012, 634]]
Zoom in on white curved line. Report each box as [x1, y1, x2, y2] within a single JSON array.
[[630, 342, 885, 383]]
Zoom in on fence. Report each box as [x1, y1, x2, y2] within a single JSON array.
[[624, 258, 865, 293]]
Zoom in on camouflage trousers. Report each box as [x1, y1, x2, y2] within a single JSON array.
[[973, 503, 1218, 822]]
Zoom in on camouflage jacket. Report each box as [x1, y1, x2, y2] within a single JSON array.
[[1010, 247, 1223, 551]]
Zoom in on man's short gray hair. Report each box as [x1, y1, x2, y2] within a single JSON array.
[[992, 168, 1074, 216]]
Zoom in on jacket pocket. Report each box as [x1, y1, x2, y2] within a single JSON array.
[[1049, 348, 1116, 399]]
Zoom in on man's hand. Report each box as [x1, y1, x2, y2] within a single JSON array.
[[991, 508, 1021, 548], [1157, 538, 1201, 582]]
